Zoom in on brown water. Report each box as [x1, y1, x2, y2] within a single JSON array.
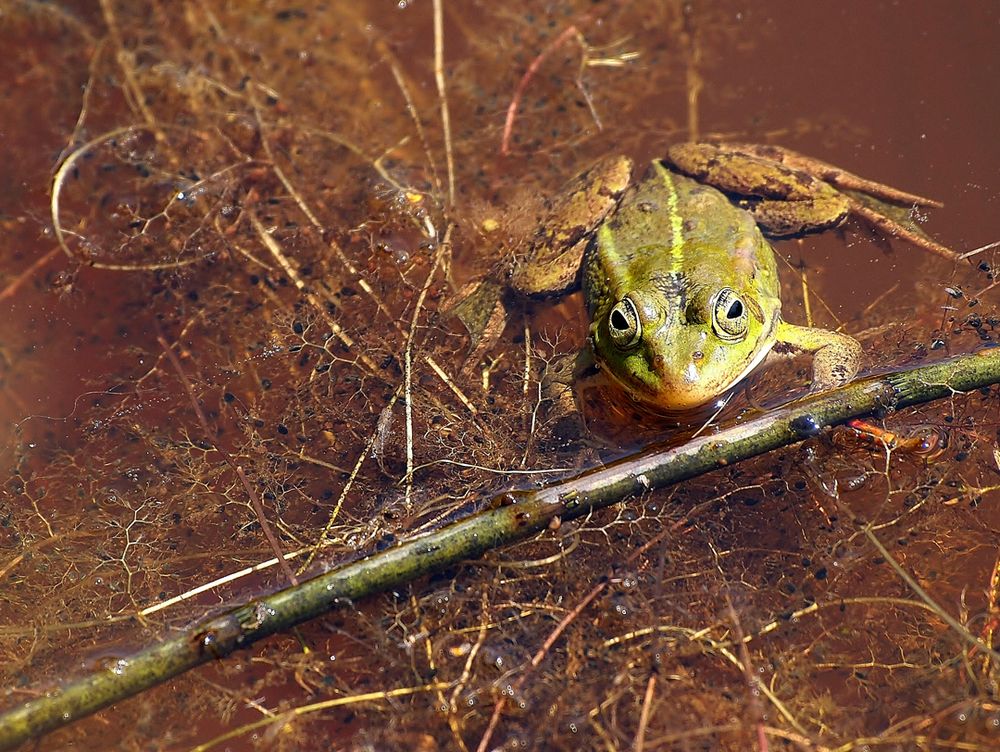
[[1, 1, 999, 750]]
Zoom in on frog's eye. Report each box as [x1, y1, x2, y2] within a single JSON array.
[[608, 297, 642, 349], [712, 287, 749, 342]]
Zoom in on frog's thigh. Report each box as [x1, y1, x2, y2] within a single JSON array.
[[774, 321, 862, 391], [667, 144, 817, 198], [667, 144, 851, 234], [750, 195, 849, 237]]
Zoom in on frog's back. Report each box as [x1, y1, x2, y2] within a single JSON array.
[[583, 161, 780, 316]]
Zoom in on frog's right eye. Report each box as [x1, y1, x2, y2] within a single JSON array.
[[711, 287, 749, 342], [608, 298, 642, 349]]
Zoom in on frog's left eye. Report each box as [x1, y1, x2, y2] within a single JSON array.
[[608, 297, 642, 349], [712, 287, 749, 342]]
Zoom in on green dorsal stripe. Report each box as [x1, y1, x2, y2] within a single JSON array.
[[597, 223, 620, 265], [653, 161, 684, 274]]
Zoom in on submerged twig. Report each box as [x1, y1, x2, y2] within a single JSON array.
[[862, 527, 998, 662], [191, 681, 451, 752], [4, 350, 1000, 749], [99, 0, 167, 148], [727, 596, 771, 752], [500, 24, 582, 156], [634, 673, 657, 752], [680, 3, 702, 142], [299, 385, 403, 576], [0, 247, 60, 304], [960, 238, 1000, 260], [374, 36, 443, 199], [404, 227, 450, 507], [51, 125, 205, 272]]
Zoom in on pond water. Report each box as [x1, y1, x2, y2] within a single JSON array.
[[1, 1, 998, 750]]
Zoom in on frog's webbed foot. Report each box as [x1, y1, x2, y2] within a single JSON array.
[[773, 320, 863, 393], [537, 349, 594, 446], [841, 189, 959, 262], [737, 142, 960, 262], [444, 275, 508, 374]]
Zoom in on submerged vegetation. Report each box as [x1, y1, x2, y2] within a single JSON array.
[[0, 1, 998, 750]]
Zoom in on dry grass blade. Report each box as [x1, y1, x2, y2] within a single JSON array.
[[433, 0, 454, 205]]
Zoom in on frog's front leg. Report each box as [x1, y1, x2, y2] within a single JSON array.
[[773, 320, 863, 392]]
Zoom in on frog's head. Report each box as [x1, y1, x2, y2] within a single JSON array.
[[589, 280, 777, 413]]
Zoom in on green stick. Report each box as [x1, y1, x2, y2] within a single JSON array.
[[1, 348, 998, 750]]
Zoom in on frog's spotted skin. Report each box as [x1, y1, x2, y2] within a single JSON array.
[[459, 143, 953, 413], [582, 160, 800, 412]]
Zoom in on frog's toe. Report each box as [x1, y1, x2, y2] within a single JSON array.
[[845, 190, 961, 263], [447, 278, 505, 347], [812, 359, 857, 392]]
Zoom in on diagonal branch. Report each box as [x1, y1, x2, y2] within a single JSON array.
[[3, 349, 1000, 750]]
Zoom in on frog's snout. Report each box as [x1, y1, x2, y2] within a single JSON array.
[[649, 345, 704, 388]]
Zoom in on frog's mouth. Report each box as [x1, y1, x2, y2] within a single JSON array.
[[593, 314, 780, 413], [715, 332, 777, 395], [701, 306, 783, 398]]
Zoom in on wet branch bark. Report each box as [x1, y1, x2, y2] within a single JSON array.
[[2, 348, 1000, 750]]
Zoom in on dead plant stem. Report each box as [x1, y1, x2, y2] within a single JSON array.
[[863, 526, 1000, 663], [500, 23, 582, 156], [404, 230, 450, 507], [432, 0, 455, 205], [634, 673, 657, 752]]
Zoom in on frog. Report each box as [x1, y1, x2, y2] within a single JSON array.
[[454, 142, 956, 413]]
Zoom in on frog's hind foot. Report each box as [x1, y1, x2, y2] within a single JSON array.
[[669, 141, 960, 263], [843, 189, 960, 263], [443, 276, 509, 376], [713, 142, 959, 261], [720, 142, 945, 208]]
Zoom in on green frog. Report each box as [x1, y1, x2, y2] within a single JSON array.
[[457, 142, 956, 413]]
